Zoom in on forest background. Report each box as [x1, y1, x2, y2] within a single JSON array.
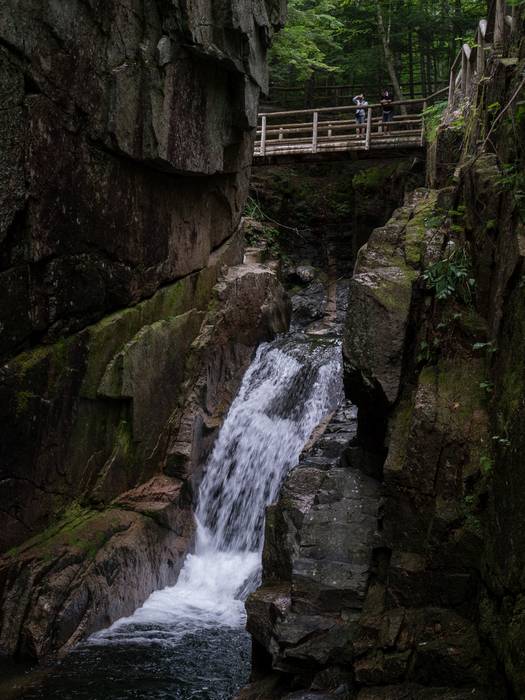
[[269, 0, 491, 107]]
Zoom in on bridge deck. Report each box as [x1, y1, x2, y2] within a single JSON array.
[[253, 96, 433, 166]]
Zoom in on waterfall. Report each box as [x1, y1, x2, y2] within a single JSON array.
[[92, 336, 343, 644]]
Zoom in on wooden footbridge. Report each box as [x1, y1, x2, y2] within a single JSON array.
[[253, 96, 436, 166], [253, 0, 520, 166]]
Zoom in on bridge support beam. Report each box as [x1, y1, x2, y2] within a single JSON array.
[[365, 108, 372, 150], [312, 111, 319, 153], [260, 115, 267, 156]]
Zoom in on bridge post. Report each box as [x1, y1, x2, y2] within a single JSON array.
[[476, 23, 486, 76], [461, 44, 471, 97], [365, 107, 372, 150], [448, 67, 456, 103], [466, 45, 472, 93], [421, 100, 427, 146], [312, 111, 319, 153], [260, 115, 267, 156], [494, 0, 506, 52]]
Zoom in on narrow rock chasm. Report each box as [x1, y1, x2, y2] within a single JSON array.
[[2, 2, 525, 700]]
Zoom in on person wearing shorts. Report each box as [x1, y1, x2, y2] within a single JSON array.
[[353, 94, 368, 136]]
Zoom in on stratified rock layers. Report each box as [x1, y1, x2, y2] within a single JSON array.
[[0, 0, 288, 658], [243, 191, 498, 698], [243, 32, 525, 700]]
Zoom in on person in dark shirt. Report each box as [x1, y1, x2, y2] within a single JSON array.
[[380, 89, 394, 132]]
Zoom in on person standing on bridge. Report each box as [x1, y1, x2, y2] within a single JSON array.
[[353, 94, 368, 137], [380, 89, 394, 132]]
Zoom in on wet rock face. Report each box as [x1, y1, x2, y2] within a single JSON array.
[[0, 0, 285, 356], [250, 160, 424, 280], [343, 189, 442, 457], [0, 476, 190, 659], [344, 192, 496, 696], [343, 189, 440, 410], [244, 188, 500, 698], [0, 259, 290, 658], [0, 0, 287, 659], [245, 402, 381, 690]]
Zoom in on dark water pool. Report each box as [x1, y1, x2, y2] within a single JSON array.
[[1, 626, 251, 700]]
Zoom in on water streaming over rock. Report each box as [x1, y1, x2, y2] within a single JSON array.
[[95, 335, 344, 639], [15, 334, 343, 699]]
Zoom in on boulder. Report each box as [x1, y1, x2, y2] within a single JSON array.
[[343, 190, 439, 410], [246, 401, 380, 674], [0, 476, 191, 659]]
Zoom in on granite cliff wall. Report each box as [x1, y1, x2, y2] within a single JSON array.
[[0, 0, 289, 659], [242, 19, 525, 700]]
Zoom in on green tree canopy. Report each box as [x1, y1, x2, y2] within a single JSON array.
[[270, 0, 344, 83], [269, 0, 488, 105]]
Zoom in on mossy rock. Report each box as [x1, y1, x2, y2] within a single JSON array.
[[5, 503, 97, 560]]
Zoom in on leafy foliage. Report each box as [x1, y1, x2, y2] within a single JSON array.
[[270, 0, 486, 101], [270, 0, 344, 83], [423, 245, 475, 303], [496, 164, 525, 220], [423, 100, 448, 142], [243, 197, 291, 262]]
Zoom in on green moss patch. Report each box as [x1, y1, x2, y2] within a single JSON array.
[[5, 503, 97, 559]]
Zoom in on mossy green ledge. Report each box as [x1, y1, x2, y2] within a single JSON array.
[[0, 230, 243, 556]]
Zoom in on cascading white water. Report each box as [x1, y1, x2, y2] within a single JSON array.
[[93, 336, 343, 644]]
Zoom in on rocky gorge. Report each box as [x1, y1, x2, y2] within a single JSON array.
[[0, 0, 289, 661], [2, 2, 525, 700], [241, 20, 525, 700]]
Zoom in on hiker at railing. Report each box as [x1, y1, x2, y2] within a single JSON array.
[[353, 94, 368, 136], [380, 89, 394, 132]]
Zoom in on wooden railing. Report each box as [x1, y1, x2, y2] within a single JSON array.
[[254, 91, 447, 161], [449, 0, 520, 102]]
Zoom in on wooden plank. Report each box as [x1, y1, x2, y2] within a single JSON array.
[[426, 86, 449, 101], [494, 0, 506, 49], [477, 27, 486, 75], [369, 129, 422, 138], [449, 67, 456, 103], [260, 116, 423, 132], [260, 110, 424, 129], [312, 111, 319, 153], [258, 118, 423, 139], [260, 115, 267, 156], [365, 108, 372, 150], [255, 130, 424, 150], [461, 50, 468, 94], [257, 139, 424, 158]]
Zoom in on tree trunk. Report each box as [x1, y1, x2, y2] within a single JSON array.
[[306, 73, 316, 109], [376, 1, 406, 113], [419, 30, 427, 97], [408, 29, 415, 98]]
